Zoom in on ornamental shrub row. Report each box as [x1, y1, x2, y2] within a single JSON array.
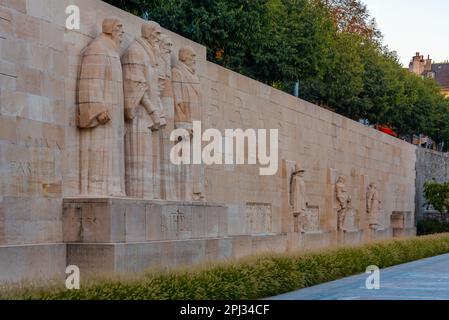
[[2, 234, 449, 300]]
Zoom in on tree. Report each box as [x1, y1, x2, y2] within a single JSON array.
[[423, 181, 449, 219], [105, 0, 449, 149], [321, 0, 382, 42]]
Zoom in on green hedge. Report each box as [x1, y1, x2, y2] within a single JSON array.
[[417, 219, 449, 236], [3, 234, 449, 300]]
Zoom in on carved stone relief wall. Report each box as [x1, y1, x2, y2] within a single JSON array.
[[245, 202, 273, 234], [0, 0, 416, 248]]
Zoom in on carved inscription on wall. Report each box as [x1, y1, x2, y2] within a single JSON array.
[[160, 209, 192, 238], [9, 160, 56, 178], [246, 203, 272, 234], [303, 206, 320, 233]]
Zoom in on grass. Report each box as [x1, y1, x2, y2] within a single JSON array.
[[2, 233, 449, 300]]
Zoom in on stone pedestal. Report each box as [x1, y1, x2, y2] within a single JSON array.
[[63, 198, 291, 274], [391, 211, 416, 238], [63, 197, 228, 242]]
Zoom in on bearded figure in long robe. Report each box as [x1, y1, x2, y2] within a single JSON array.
[[121, 21, 166, 198], [172, 46, 204, 201], [77, 17, 126, 196], [155, 35, 175, 200]]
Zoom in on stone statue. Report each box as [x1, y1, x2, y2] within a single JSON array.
[[172, 46, 204, 201], [158, 34, 174, 100], [335, 175, 351, 231], [367, 182, 382, 230], [290, 163, 307, 233], [121, 21, 168, 198], [77, 17, 126, 196], [122, 21, 165, 132], [172, 46, 201, 133]]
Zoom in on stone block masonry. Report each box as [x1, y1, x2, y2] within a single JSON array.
[[415, 148, 449, 222], [0, 0, 417, 282]]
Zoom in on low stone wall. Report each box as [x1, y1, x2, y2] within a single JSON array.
[[415, 148, 449, 222]]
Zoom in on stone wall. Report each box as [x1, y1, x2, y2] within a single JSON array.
[[0, 0, 206, 246], [0, 0, 208, 281], [415, 148, 449, 221], [0, 0, 417, 282], [202, 63, 416, 236]]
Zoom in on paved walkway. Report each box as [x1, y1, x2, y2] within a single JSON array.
[[269, 254, 449, 300]]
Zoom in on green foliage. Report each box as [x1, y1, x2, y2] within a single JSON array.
[[104, 0, 449, 148], [423, 181, 449, 215], [324, 0, 382, 42], [417, 219, 449, 236], [3, 234, 449, 300]]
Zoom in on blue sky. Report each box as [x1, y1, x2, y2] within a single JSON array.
[[363, 0, 449, 66]]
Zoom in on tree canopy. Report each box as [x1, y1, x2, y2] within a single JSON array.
[[105, 0, 449, 149]]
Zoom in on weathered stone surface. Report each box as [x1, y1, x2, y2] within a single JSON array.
[[301, 231, 333, 251], [63, 198, 228, 243], [0, 243, 66, 283], [0, 0, 418, 283], [77, 17, 126, 197], [122, 21, 166, 199], [67, 238, 233, 274], [0, 197, 62, 245], [393, 227, 417, 238], [365, 227, 393, 241], [415, 148, 449, 222], [391, 211, 414, 229], [337, 230, 364, 246]]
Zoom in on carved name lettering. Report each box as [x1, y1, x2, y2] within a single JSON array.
[[246, 203, 272, 234]]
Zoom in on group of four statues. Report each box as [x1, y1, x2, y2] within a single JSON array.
[[77, 17, 202, 200]]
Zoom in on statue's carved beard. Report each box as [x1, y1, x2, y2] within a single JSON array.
[[185, 63, 196, 73], [111, 34, 123, 47]]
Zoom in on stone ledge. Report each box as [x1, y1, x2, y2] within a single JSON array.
[[63, 197, 229, 243], [63, 196, 227, 207]]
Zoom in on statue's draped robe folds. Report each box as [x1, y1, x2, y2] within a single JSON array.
[[77, 34, 125, 196], [122, 38, 159, 198], [157, 42, 174, 200], [290, 173, 307, 232], [159, 52, 172, 99], [172, 61, 204, 199], [172, 63, 201, 131], [336, 181, 350, 229], [290, 175, 306, 217], [367, 187, 380, 226]]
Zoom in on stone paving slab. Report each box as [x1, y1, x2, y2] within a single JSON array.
[[268, 253, 449, 300]]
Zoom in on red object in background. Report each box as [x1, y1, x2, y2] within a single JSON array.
[[377, 125, 398, 137]]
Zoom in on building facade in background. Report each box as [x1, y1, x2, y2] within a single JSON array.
[[409, 52, 449, 97]]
